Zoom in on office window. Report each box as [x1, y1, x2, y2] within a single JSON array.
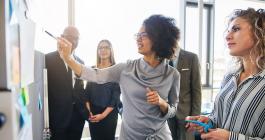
[[183, 1, 214, 113], [34, 0, 68, 54], [185, 3, 213, 87], [184, 0, 265, 112], [74, 0, 179, 65]]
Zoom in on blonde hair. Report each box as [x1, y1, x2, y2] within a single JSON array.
[[228, 8, 265, 69], [96, 39, 116, 66]]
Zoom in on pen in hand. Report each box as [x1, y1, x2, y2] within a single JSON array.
[[44, 30, 57, 40]]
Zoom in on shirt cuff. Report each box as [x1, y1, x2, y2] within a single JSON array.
[[229, 131, 239, 140], [230, 131, 253, 140], [162, 104, 176, 119]]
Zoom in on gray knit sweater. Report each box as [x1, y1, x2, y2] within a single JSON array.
[[81, 58, 180, 140]]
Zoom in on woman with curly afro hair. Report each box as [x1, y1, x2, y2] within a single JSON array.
[[58, 14, 180, 140]]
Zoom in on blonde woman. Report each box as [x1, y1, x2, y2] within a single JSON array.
[[186, 8, 265, 140], [85, 40, 121, 140]]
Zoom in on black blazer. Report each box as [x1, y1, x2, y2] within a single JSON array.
[[45, 51, 87, 129]]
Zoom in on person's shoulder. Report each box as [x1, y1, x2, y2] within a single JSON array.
[[127, 58, 140, 63], [181, 49, 198, 58], [45, 51, 59, 61], [45, 51, 60, 68], [125, 58, 141, 66], [170, 68, 180, 81], [223, 68, 240, 80], [45, 51, 58, 57], [167, 62, 180, 77]]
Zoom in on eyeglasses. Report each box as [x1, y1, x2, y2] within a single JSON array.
[[134, 32, 148, 40], [98, 46, 110, 50]]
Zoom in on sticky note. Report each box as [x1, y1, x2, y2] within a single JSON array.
[[21, 87, 30, 106]]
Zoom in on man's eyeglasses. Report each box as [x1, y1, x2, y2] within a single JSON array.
[[134, 32, 148, 40]]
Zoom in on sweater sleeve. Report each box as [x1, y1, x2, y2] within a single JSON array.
[[163, 70, 180, 119], [80, 63, 126, 84]]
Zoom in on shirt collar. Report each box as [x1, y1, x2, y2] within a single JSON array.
[[232, 67, 265, 79], [254, 69, 265, 78]]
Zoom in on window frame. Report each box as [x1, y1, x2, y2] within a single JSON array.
[[183, 0, 215, 88]]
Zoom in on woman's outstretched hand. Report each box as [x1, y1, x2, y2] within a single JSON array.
[[57, 37, 72, 62]]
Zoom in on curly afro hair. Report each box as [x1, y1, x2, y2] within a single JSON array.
[[143, 15, 180, 60]]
